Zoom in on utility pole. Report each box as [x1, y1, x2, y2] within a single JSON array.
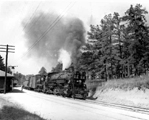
[[0, 45, 15, 94]]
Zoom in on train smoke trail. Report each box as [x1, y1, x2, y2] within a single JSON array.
[[22, 12, 85, 70]]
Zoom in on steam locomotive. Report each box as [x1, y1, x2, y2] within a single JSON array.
[[23, 69, 88, 99]]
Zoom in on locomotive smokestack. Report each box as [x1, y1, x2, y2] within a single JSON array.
[[23, 12, 85, 70]]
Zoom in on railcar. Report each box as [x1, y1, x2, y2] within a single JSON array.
[[23, 70, 88, 99], [23, 74, 46, 91]]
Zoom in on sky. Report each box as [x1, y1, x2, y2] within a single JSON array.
[[0, 0, 149, 75]]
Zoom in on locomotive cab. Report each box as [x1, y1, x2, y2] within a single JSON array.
[[72, 71, 88, 99]]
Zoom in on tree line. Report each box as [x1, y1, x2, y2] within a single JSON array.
[[76, 4, 149, 80], [0, 55, 12, 74]]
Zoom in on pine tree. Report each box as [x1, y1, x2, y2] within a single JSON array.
[[122, 4, 149, 76], [51, 63, 62, 72], [77, 4, 149, 80], [39, 67, 47, 75], [0, 55, 5, 71]]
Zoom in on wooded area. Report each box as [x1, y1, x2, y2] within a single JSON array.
[[76, 4, 149, 80]]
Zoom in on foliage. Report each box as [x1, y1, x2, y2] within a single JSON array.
[[14, 72, 25, 85], [100, 74, 149, 91], [38, 67, 47, 75], [0, 55, 5, 71], [51, 62, 62, 72], [77, 4, 149, 80], [0, 55, 12, 74]]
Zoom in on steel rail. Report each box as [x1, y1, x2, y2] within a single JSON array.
[[22, 89, 148, 120], [85, 99, 149, 115], [23, 88, 149, 114]]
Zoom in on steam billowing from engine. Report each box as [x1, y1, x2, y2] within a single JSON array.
[[58, 49, 71, 70], [22, 12, 85, 70]]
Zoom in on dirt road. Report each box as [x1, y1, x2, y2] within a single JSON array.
[[0, 88, 149, 120]]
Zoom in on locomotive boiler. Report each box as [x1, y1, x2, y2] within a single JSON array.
[[44, 70, 88, 99]]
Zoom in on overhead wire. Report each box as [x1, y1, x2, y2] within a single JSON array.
[[16, 1, 76, 62], [12, 2, 41, 42], [13, 1, 41, 62], [22, 1, 42, 31]]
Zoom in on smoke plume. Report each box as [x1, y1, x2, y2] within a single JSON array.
[[58, 49, 71, 70], [22, 12, 85, 70]]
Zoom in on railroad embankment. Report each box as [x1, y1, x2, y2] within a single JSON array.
[[87, 75, 149, 109]]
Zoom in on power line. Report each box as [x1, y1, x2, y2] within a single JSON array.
[[0, 45, 15, 94], [11, 2, 41, 63], [11, 2, 41, 48], [22, 2, 41, 31], [16, 2, 76, 62], [6, 2, 42, 63], [27, 2, 75, 50]]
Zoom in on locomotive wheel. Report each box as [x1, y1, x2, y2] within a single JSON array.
[[71, 94, 75, 99], [42, 89, 46, 93], [53, 89, 57, 95], [62, 94, 66, 97], [53, 88, 59, 95], [65, 90, 72, 97], [83, 95, 86, 100], [83, 93, 87, 100]]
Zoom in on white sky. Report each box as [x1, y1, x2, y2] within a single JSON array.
[[0, 0, 149, 75]]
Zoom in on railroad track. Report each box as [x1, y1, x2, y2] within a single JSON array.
[[23, 88, 149, 116], [20, 89, 149, 120], [86, 99, 149, 115]]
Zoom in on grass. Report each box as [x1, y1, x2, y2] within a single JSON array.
[[86, 80, 104, 97], [86, 75, 149, 108], [102, 75, 149, 91], [0, 97, 46, 120], [86, 74, 149, 95]]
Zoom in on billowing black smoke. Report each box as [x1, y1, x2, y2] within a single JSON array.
[[22, 12, 85, 70]]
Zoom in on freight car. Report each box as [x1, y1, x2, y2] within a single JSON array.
[[23, 70, 88, 99], [23, 74, 46, 92]]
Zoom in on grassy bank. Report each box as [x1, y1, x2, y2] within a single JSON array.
[[86, 74, 149, 108], [86, 74, 149, 93], [101, 75, 149, 91], [0, 97, 46, 120]]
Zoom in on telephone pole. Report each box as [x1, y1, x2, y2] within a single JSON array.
[[0, 45, 15, 94]]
